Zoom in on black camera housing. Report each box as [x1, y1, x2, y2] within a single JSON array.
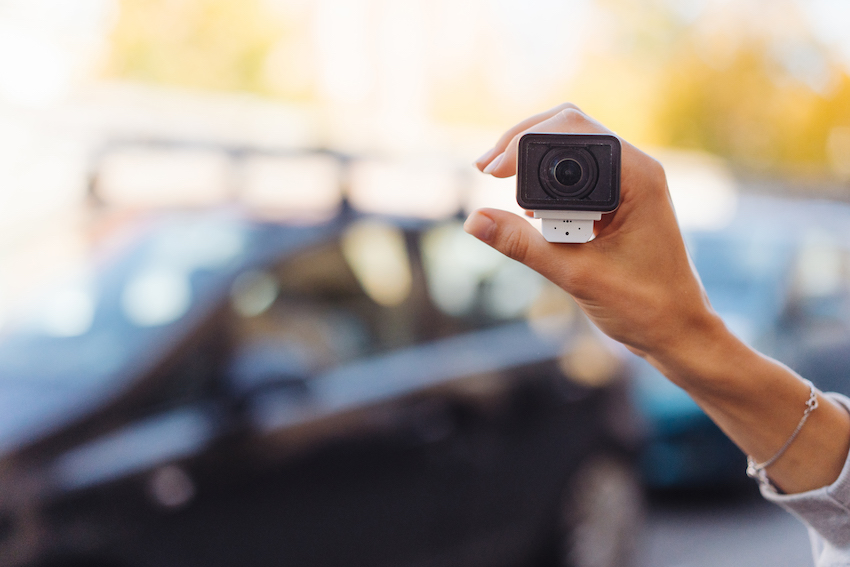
[[517, 133, 621, 212]]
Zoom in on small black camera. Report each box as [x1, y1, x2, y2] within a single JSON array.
[[517, 133, 621, 212], [516, 133, 621, 242]]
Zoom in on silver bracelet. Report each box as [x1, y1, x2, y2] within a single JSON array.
[[746, 379, 819, 488]]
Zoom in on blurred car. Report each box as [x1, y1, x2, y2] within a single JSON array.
[[0, 210, 643, 567], [631, 193, 850, 489]]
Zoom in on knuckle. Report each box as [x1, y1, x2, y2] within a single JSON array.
[[556, 102, 581, 113], [646, 155, 666, 179], [499, 227, 531, 264], [556, 107, 587, 127], [642, 156, 669, 196]]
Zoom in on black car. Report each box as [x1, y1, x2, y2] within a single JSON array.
[[0, 210, 642, 567]]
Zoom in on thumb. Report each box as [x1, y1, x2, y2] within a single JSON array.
[[463, 208, 566, 274]]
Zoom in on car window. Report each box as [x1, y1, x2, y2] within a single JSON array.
[[230, 220, 417, 385], [420, 221, 546, 322], [228, 218, 583, 396], [341, 219, 412, 307]]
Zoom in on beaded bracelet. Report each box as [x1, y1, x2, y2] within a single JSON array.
[[746, 379, 819, 489]]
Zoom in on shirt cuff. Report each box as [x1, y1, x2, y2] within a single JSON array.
[[761, 392, 850, 550]]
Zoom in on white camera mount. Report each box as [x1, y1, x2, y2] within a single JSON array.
[[533, 210, 602, 243]]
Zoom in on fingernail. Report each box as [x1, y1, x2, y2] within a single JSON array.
[[474, 148, 495, 167], [482, 153, 503, 175], [463, 211, 496, 242]]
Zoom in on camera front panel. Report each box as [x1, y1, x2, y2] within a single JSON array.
[[517, 133, 621, 212]]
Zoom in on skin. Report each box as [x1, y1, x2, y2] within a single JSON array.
[[465, 103, 850, 495]]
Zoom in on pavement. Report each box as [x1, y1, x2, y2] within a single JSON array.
[[637, 490, 813, 567]]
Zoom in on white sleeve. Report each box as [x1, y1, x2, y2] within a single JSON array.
[[761, 393, 850, 567]]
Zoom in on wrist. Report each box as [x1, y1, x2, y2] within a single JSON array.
[[642, 309, 749, 396]]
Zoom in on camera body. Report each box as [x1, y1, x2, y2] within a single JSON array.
[[517, 133, 621, 243]]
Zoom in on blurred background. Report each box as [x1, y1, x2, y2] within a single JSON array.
[[3, 0, 850, 326], [1, 0, 850, 566]]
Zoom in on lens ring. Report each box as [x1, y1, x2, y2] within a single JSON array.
[[538, 147, 598, 199]]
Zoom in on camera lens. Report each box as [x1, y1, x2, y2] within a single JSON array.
[[538, 147, 598, 200], [553, 159, 582, 187]]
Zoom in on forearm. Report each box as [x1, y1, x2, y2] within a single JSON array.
[[645, 312, 850, 494]]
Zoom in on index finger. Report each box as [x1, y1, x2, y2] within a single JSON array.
[[475, 102, 583, 171], [484, 108, 613, 179]]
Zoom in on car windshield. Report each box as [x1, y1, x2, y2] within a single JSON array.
[[0, 213, 325, 451], [2, 216, 246, 378]]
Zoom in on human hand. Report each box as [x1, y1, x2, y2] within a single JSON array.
[[467, 105, 850, 498], [465, 103, 719, 360]]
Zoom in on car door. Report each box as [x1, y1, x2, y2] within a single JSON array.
[[167, 218, 475, 567]]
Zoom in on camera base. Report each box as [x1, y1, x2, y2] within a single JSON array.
[[533, 210, 602, 243]]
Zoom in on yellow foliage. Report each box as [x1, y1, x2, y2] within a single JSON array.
[[655, 41, 850, 174], [107, 0, 286, 94], [104, 0, 850, 178]]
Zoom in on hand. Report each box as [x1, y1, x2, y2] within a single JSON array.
[[466, 104, 850, 495], [465, 103, 717, 360]]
